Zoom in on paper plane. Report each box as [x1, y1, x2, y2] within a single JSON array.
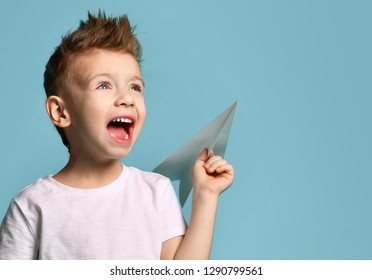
[[153, 102, 237, 206]]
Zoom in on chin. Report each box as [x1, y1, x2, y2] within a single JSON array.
[[112, 146, 134, 160]]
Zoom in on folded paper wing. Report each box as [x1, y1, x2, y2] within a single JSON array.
[[153, 102, 237, 206]]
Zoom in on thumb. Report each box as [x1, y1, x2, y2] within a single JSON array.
[[194, 148, 209, 168], [196, 148, 209, 162]]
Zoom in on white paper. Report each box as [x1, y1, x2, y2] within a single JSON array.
[[153, 102, 237, 206]]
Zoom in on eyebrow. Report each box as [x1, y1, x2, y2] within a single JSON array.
[[87, 73, 145, 87], [131, 75, 145, 88]]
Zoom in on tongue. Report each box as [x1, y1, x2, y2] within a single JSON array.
[[107, 126, 127, 141]]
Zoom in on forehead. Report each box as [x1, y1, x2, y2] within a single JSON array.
[[69, 49, 141, 82]]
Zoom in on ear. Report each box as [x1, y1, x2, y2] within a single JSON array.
[[45, 95, 71, 128]]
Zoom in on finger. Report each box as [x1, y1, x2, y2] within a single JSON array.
[[196, 148, 208, 161], [215, 163, 234, 175], [204, 155, 222, 169], [205, 158, 227, 173], [194, 148, 209, 170], [207, 149, 215, 159]]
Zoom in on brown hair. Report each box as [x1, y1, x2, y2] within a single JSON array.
[[43, 10, 142, 149]]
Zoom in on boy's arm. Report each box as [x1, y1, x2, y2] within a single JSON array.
[[0, 200, 38, 260], [161, 149, 234, 260]]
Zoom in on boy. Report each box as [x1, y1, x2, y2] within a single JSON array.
[[0, 11, 234, 259]]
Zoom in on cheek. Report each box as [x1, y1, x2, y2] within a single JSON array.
[[142, 106, 147, 121], [136, 113, 146, 131], [135, 105, 146, 133], [71, 105, 104, 131], [136, 97, 146, 119]]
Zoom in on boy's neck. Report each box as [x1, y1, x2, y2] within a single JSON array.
[[52, 157, 124, 189]]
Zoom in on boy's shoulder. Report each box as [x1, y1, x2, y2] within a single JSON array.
[[12, 176, 57, 204], [126, 165, 172, 186], [11, 166, 174, 205]]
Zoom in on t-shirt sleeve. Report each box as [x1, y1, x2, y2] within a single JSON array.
[[160, 179, 187, 242], [0, 200, 38, 260]]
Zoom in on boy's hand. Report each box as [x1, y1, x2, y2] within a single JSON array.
[[192, 149, 234, 197], [174, 149, 234, 260]]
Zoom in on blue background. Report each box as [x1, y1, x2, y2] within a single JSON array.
[[0, 0, 371, 259]]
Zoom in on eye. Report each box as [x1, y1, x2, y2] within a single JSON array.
[[129, 83, 143, 93], [97, 82, 111, 90]]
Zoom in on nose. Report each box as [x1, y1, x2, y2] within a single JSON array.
[[115, 89, 134, 107]]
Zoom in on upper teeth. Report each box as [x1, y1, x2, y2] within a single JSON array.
[[113, 118, 132, 123]]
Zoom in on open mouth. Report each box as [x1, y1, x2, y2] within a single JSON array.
[[107, 117, 135, 143]]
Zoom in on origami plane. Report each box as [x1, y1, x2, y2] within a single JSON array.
[[153, 102, 237, 206]]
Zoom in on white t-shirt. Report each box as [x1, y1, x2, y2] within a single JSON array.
[[0, 165, 187, 259]]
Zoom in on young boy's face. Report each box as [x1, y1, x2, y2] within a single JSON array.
[[62, 49, 146, 161]]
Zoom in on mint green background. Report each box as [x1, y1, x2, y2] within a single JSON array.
[[0, 0, 371, 259]]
